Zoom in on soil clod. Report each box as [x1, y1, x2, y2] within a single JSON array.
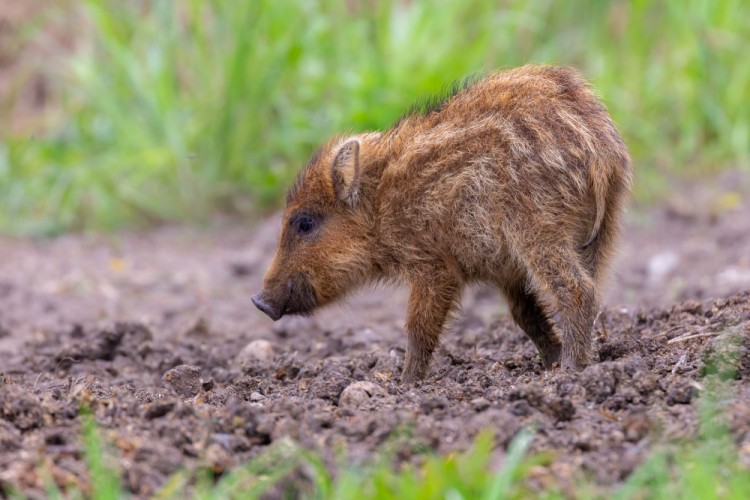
[[162, 365, 203, 398]]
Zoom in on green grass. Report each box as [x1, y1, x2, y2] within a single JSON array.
[[35, 427, 548, 500], [193, 429, 547, 499], [1, 0, 749, 233]]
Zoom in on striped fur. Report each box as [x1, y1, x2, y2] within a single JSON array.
[[254, 65, 632, 382]]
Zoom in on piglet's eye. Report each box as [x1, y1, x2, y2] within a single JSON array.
[[296, 217, 316, 235]]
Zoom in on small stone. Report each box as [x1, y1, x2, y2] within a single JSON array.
[[143, 400, 177, 419], [0, 385, 43, 431], [186, 318, 211, 337], [647, 251, 679, 285], [420, 396, 449, 414], [272, 418, 300, 440], [509, 400, 533, 417], [680, 300, 703, 315], [574, 431, 594, 451], [471, 397, 490, 412], [484, 387, 504, 401], [0, 420, 21, 452], [667, 379, 699, 405], [547, 398, 576, 422], [162, 365, 202, 397], [205, 443, 233, 475], [508, 383, 545, 407], [236, 339, 275, 365], [622, 412, 652, 442], [249, 391, 265, 402], [581, 364, 618, 403], [339, 381, 387, 407]]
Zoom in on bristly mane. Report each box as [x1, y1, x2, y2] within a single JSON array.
[[287, 73, 484, 204], [287, 146, 323, 205], [391, 73, 484, 131]]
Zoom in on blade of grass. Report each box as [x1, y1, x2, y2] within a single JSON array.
[[482, 429, 534, 500]]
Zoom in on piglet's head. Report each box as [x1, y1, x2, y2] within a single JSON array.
[[252, 137, 374, 320]]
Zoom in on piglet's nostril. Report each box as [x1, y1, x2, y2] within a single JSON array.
[[251, 293, 282, 321]]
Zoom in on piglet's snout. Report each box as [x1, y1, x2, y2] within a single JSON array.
[[251, 293, 283, 321]]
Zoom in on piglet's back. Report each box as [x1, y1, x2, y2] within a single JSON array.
[[376, 65, 630, 254]]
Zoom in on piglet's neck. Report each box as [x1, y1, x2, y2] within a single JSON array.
[[356, 134, 388, 182], [350, 139, 396, 280]]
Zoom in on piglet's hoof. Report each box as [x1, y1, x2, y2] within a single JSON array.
[[400, 362, 427, 384]]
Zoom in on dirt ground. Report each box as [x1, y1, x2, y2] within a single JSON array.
[[1, 171, 750, 497]]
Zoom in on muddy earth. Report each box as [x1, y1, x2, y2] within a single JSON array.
[[1, 172, 750, 497]]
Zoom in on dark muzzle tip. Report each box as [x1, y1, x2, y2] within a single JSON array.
[[252, 293, 282, 321]]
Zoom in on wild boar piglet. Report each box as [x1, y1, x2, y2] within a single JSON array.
[[252, 65, 632, 382]]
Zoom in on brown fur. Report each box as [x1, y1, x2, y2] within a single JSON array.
[[252, 65, 632, 382]]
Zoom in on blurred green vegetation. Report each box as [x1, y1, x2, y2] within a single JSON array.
[[1, 0, 748, 234]]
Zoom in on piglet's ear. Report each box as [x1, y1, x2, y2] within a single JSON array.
[[331, 139, 361, 206]]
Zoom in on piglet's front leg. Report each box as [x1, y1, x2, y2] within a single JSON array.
[[401, 272, 461, 383]]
